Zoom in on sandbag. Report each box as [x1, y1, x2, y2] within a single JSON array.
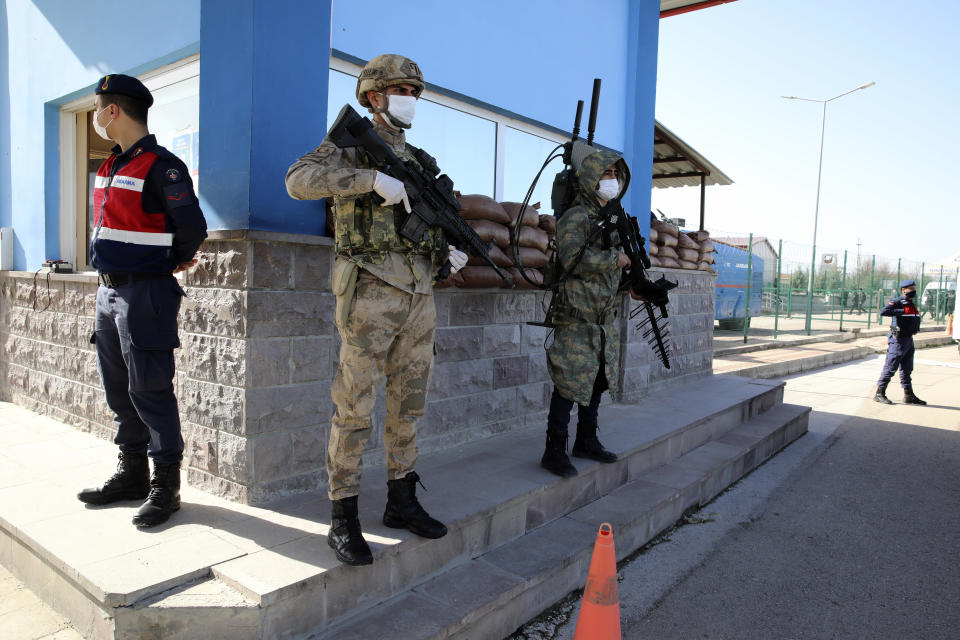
[[697, 261, 715, 273], [649, 255, 663, 268], [658, 245, 679, 260], [687, 230, 710, 243], [650, 227, 659, 244], [678, 259, 699, 270], [466, 244, 514, 268], [456, 266, 506, 289], [433, 271, 464, 289], [538, 214, 556, 234], [458, 194, 512, 225], [677, 233, 699, 249], [466, 219, 510, 249], [517, 225, 550, 252], [512, 246, 549, 268], [678, 248, 700, 262], [648, 243, 659, 257], [508, 267, 544, 289], [651, 219, 679, 237], [658, 257, 681, 269], [699, 239, 715, 253], [501, 201, 541, 228], [699, 252, 715, 265], [659, 233, 679, 248]]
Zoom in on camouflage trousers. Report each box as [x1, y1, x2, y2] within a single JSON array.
[[328, 272, 436, 500]]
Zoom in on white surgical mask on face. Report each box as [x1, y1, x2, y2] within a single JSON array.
[[596, 178, 619, 201], [93, 107, 112, 141], [385, 95, 417, 128]]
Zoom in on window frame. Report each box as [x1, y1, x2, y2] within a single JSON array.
[[330, 57, 568, 203], [58, 55, 200, 270]]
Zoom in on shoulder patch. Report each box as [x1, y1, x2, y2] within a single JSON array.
[[165, 168, 181, 182], [162, 182, 196, 209]]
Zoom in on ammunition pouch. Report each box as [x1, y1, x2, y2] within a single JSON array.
[[332, 258, 360, 329]]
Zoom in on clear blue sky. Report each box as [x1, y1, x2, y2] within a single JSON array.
[[652, 0, 959, 270]]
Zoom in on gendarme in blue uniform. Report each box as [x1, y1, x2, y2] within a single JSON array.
[[876, 280, 921, 392], [91, 78, 207, 465]]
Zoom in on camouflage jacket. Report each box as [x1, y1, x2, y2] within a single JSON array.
[[546, 149, 630, 405], [285, 115, 446, 294]]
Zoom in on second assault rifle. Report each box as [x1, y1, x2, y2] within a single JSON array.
[[327, 104, 513, 286], [599, 200, 677, 369]]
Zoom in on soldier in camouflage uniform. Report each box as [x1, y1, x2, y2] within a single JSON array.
[[286, 55, 466, 566], [541, 148, 632, 477]]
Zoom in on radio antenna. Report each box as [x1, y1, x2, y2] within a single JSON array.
[[586, 78, 601, 145]]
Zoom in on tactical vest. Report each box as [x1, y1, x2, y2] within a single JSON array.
[[94, 151, 171, 247], [333, 145, 445, 262]]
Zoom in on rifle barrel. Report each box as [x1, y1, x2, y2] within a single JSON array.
[[587, 78, 601, 145]]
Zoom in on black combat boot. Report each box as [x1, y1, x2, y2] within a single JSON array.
[[328, 496, 373, 566], [902, 386, 927, 405], [77, 451, 149, 505], [541, 430, 578, 478], [383, 471, 448, 539], [132, 462, 181, 527], [873, 385, 893, 405], [572, 423, 618, 463]]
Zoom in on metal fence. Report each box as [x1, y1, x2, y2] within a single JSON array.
[[708, 228, 957, 343]]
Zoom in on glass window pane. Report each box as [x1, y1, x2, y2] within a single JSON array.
[[502, 126, 563, 215], [327, 69, 496, 197], [151, 75, 200, 191]]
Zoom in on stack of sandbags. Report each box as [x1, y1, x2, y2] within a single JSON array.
[[649, 218, 682, 269], [453, 195, 513, 288], [676, 231, 701, 270], [503, 201, 551, 289], [686, 229, 716, 274]]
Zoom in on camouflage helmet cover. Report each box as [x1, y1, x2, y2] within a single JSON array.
[[356, 54, 425, 109]]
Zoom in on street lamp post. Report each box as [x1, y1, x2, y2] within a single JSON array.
[[783, 81, 875, 334]]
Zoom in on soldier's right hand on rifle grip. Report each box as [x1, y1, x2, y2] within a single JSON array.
[[617, 251, 631, 268], [373, 171, 411, 213]]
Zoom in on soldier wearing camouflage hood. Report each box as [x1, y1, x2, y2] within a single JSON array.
[[286, 55, 466, 566], [541, 148, 631, 478]]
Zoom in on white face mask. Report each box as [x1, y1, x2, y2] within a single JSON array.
[[384, 95, 417, 129], [596, 178, 620, 201], [93, 107, 113, 141]]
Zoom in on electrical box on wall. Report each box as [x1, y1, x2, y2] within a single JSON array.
[[0, 227, 13, 271]]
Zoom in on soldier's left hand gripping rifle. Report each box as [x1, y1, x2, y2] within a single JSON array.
[[600, 200, 677, 368], [327, 104, 513, 287]]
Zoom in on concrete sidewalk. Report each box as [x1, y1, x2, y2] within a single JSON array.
[[713, 327, 954, 378]]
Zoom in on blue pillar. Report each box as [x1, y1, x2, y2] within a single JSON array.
[[199, 0, 331, 233], [623, 0, 660, 244]]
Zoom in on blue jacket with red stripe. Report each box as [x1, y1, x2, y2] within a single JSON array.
[[880, 296, 921, 337], [91, 135, 207, 274]]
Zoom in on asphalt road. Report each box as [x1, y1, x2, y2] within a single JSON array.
[[514, 345, 960, 640]]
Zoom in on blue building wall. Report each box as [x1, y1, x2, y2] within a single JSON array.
[[1, 0, 662, 271], [2, 0, 200, 270]]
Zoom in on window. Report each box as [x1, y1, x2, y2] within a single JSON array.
[[328, 59, 568, 217], [59, 56, 199, 269]]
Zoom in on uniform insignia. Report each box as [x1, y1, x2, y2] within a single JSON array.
[[132, 147, 143, 157], [163, 182, 194, 209], [165, 168, 181, 182], [101, 75, 110, 90]]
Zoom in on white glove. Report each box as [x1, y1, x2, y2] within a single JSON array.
[[448, 246, 468, 274], [372, 171, 411, 213]]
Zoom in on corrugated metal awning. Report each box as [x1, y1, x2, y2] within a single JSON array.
[[652, 120, 733, 189], [661, 1, 739, 18]]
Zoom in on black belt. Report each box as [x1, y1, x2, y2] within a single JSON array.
[[99, 272, 169, 288]]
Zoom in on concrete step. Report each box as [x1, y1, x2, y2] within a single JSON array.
[[315, 402, 811, 640], [0, 374, 791, 640], [714, 324, 946, 358]]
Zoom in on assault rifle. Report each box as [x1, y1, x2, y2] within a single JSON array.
[[599, 201, 677, 369], [327, 104, 513, 286]]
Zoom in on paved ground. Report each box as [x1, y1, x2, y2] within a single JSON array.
[[514, 345, 960, 639], [0, 564, 84, 640]]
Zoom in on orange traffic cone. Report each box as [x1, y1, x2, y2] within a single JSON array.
[[574, 522, 621, 639]]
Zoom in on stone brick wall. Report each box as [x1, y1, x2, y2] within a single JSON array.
[[0, 231, 714, 504]]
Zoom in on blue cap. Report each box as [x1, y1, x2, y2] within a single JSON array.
[[95, 74, 154, 108], [899, 279, 916, 289]]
